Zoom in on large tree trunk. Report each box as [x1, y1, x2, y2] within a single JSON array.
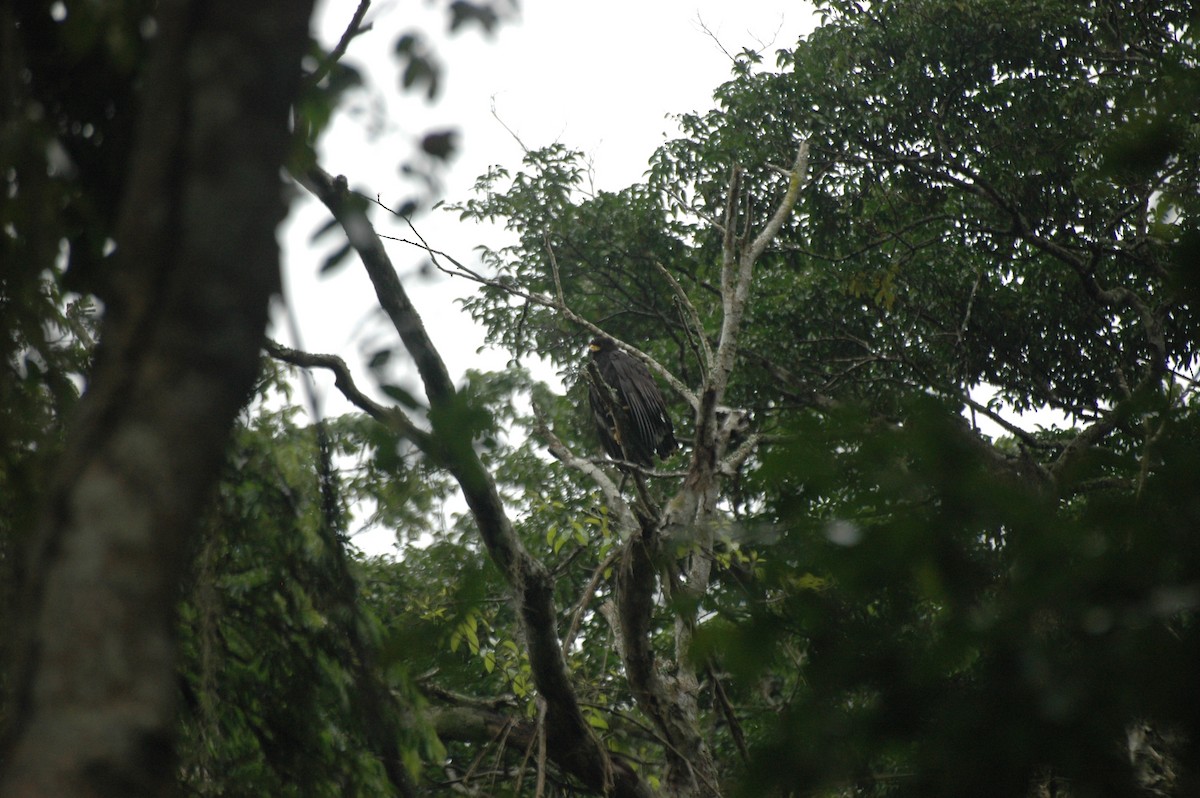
[[0, 2, 313, 795]]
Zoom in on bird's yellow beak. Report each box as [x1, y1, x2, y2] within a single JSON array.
[[589, 343, 601, 352]]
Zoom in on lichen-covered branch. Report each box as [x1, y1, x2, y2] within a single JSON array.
[[605, 141, 810, 798], [534, 407, 638, 535], [713, 140, 809, 401]]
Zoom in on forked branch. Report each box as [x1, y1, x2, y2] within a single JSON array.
[[713, 140, 809, 400]]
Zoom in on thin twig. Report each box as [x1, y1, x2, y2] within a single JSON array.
[[707, 665, 749, 763], [562, 547, 622, 656], [491, 96, 531, 155], [652, 259, 712, 370], [306, 0, 373, 88]]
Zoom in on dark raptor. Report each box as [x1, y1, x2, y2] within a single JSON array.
[[587, 337, 678, 467]]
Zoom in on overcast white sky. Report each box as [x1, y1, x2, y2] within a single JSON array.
[[274, 1, 819, 552], [278, 0, 817, 387]]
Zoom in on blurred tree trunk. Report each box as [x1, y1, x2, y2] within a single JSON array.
[[0, 1, 313, 795]]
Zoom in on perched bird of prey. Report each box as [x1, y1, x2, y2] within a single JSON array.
[[587, 337, 678, 467]]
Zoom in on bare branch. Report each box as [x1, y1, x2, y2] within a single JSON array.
[[295, 166, 458, 406], [371, 207, 702, 411], [306, 0, 373, 88], [1051, 417, 1118, 482], [491, 96, 532, 155], [719, 431, 763, 476], [694, 14, 738, 66], [713, 141, 809, 402], [719, 164, 742, 307], [562, 547, 621, 656], [535, 697, 550, 798], [653, 259, 713, 369], [533, 405, 638, 535], [958, 391, 1047, 451], [540, 232, 699, 409], [544, 230, 567, 307], [708, 665, 750, 763], [609, 143, 810, 796], [294, 163, 651, 798], [746, 141, 809, 268], [264, 339, 432, 448]]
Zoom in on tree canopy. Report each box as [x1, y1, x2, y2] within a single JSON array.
[[3, 1, 1200, 797]]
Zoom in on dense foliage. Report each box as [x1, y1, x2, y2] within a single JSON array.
[[446, 1, 1200, 794], [4, 0, 1200, 796]]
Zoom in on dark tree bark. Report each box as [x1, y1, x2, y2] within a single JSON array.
[[293, 165, 654, 798], [0, 1, 314, 795]]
